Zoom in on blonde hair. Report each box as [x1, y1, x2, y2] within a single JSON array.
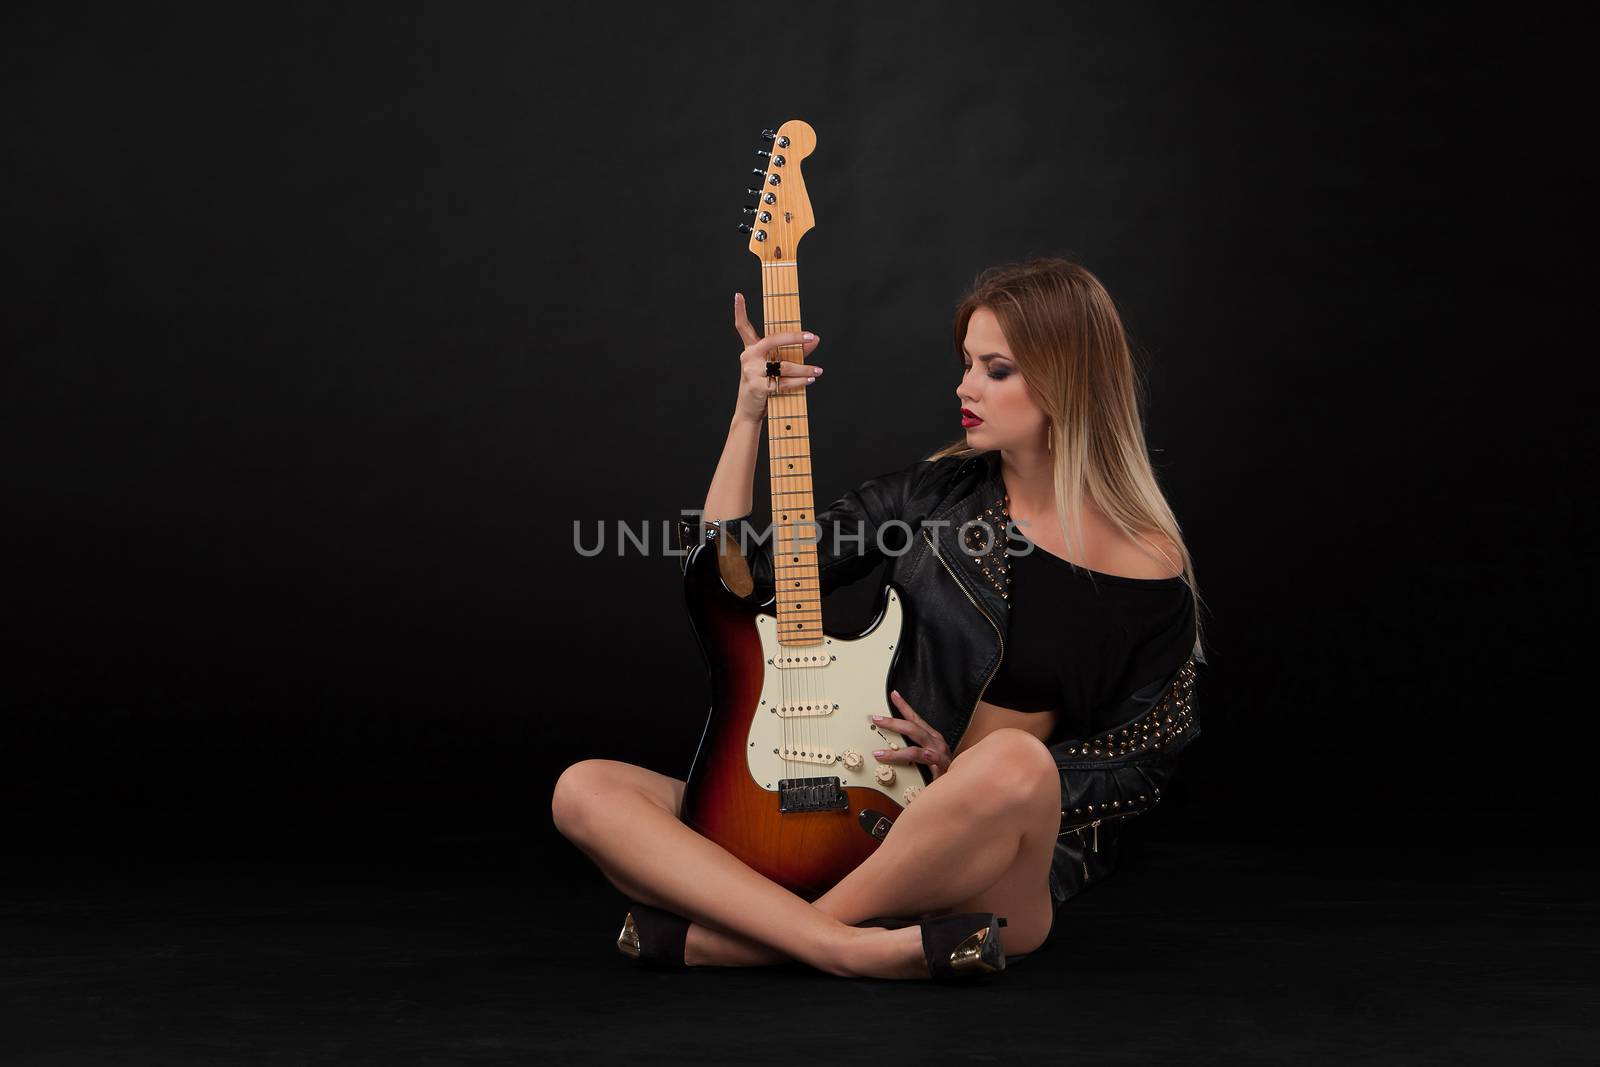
[[925, 256, 1207, 655]]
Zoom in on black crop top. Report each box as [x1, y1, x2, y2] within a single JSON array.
[[981, 524, 1195, 745]]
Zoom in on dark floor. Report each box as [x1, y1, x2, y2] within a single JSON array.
[[3, 816, 1596, 1065]]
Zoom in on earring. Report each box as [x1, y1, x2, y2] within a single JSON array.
[[1046, 421, 1053, 453]]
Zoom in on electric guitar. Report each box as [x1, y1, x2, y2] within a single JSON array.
[[677, 120, 928, 900]]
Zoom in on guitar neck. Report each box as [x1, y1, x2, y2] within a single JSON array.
[[763, 260, 823, 647]]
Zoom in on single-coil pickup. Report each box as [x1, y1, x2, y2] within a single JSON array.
[[773, 702, 836, 718], [770, 649, 831, 669], [777, 746, 837, 766]]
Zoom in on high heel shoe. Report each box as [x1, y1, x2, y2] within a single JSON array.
[[615, 901, 690, 969], [854, 912, 1009, 980]]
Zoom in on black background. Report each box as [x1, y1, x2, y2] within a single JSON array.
[[6, 4, 1595, 1060], [3, 0, 1589, 905]]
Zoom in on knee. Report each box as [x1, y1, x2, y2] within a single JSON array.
[[550, 758, 615, 842], [955, 728, 1060, 814]]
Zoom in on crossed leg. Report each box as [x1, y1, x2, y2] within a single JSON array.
[[550, 727, 1062, 975]]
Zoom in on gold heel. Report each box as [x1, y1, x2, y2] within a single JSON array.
[[949, 926, 1001, 974], [616, 911, 641, 958], [613, 901, 689, 967], [920, 912, 1007, 980]]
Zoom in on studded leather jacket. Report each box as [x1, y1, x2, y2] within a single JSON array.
[[675, 447, 1205, 858]]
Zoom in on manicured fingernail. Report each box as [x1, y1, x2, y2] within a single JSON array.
[[803, 332, 816, 340], [871, 714, 883, 720], [873, 750, 886, 757]]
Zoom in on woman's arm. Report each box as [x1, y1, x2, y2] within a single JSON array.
[[702, 413, 764, 524], [680, 293, 934, 600]]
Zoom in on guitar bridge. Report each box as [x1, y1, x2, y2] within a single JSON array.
[[777, 776, 848, 814]]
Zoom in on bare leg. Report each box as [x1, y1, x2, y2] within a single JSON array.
[[690, 727, 1062, 964], [551, 757, 922, 978], [552, 727, 1061, 970]]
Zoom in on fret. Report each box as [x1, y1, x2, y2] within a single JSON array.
[[766, 319, 802, 326], [763, 291, 799, 297]]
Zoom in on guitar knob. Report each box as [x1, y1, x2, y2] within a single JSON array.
[[841, 750, 863, 770], [902, 785, 923, 805], [875, 765, 895, 785]]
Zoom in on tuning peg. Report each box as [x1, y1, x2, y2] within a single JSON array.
[[755, 151, 785, 167], [760, 128, 776, 141], [737, 222, 751, 234]]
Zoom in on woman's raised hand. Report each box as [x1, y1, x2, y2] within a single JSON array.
[[733, 291, 823, 424], [870, 690, 954, 780]]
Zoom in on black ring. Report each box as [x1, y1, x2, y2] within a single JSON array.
[[765, 360, 782, 377]]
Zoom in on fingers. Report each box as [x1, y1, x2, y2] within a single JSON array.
[[871, 744, 931, 765], [871, 712, 932, 749], [750, 331, 817, 359], [888, 689, 924, 723], [732, 293, 760, 347], [878, 691, 946, 745], [745, 361, 822, 396], [734, 294, 820, 356], [763, 360, 821, 377]]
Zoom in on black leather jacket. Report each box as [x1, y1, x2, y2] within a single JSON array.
[[675, 447, 1205, 798]]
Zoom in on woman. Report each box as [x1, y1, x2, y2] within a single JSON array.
[[552, 257, 1206, 981]]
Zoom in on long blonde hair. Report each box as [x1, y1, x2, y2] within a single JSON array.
[[925, 256, 1207, 654]]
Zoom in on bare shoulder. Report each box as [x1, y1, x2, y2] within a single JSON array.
[[1105, 527, 1185, 579]]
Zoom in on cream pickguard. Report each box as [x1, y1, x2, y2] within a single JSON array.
[[743, 589, 925, 809]]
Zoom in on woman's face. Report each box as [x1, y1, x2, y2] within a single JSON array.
[[956, 307, 1047, 451]]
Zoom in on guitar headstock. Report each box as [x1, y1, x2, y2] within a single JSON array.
[[736, 119, 816, 263]]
